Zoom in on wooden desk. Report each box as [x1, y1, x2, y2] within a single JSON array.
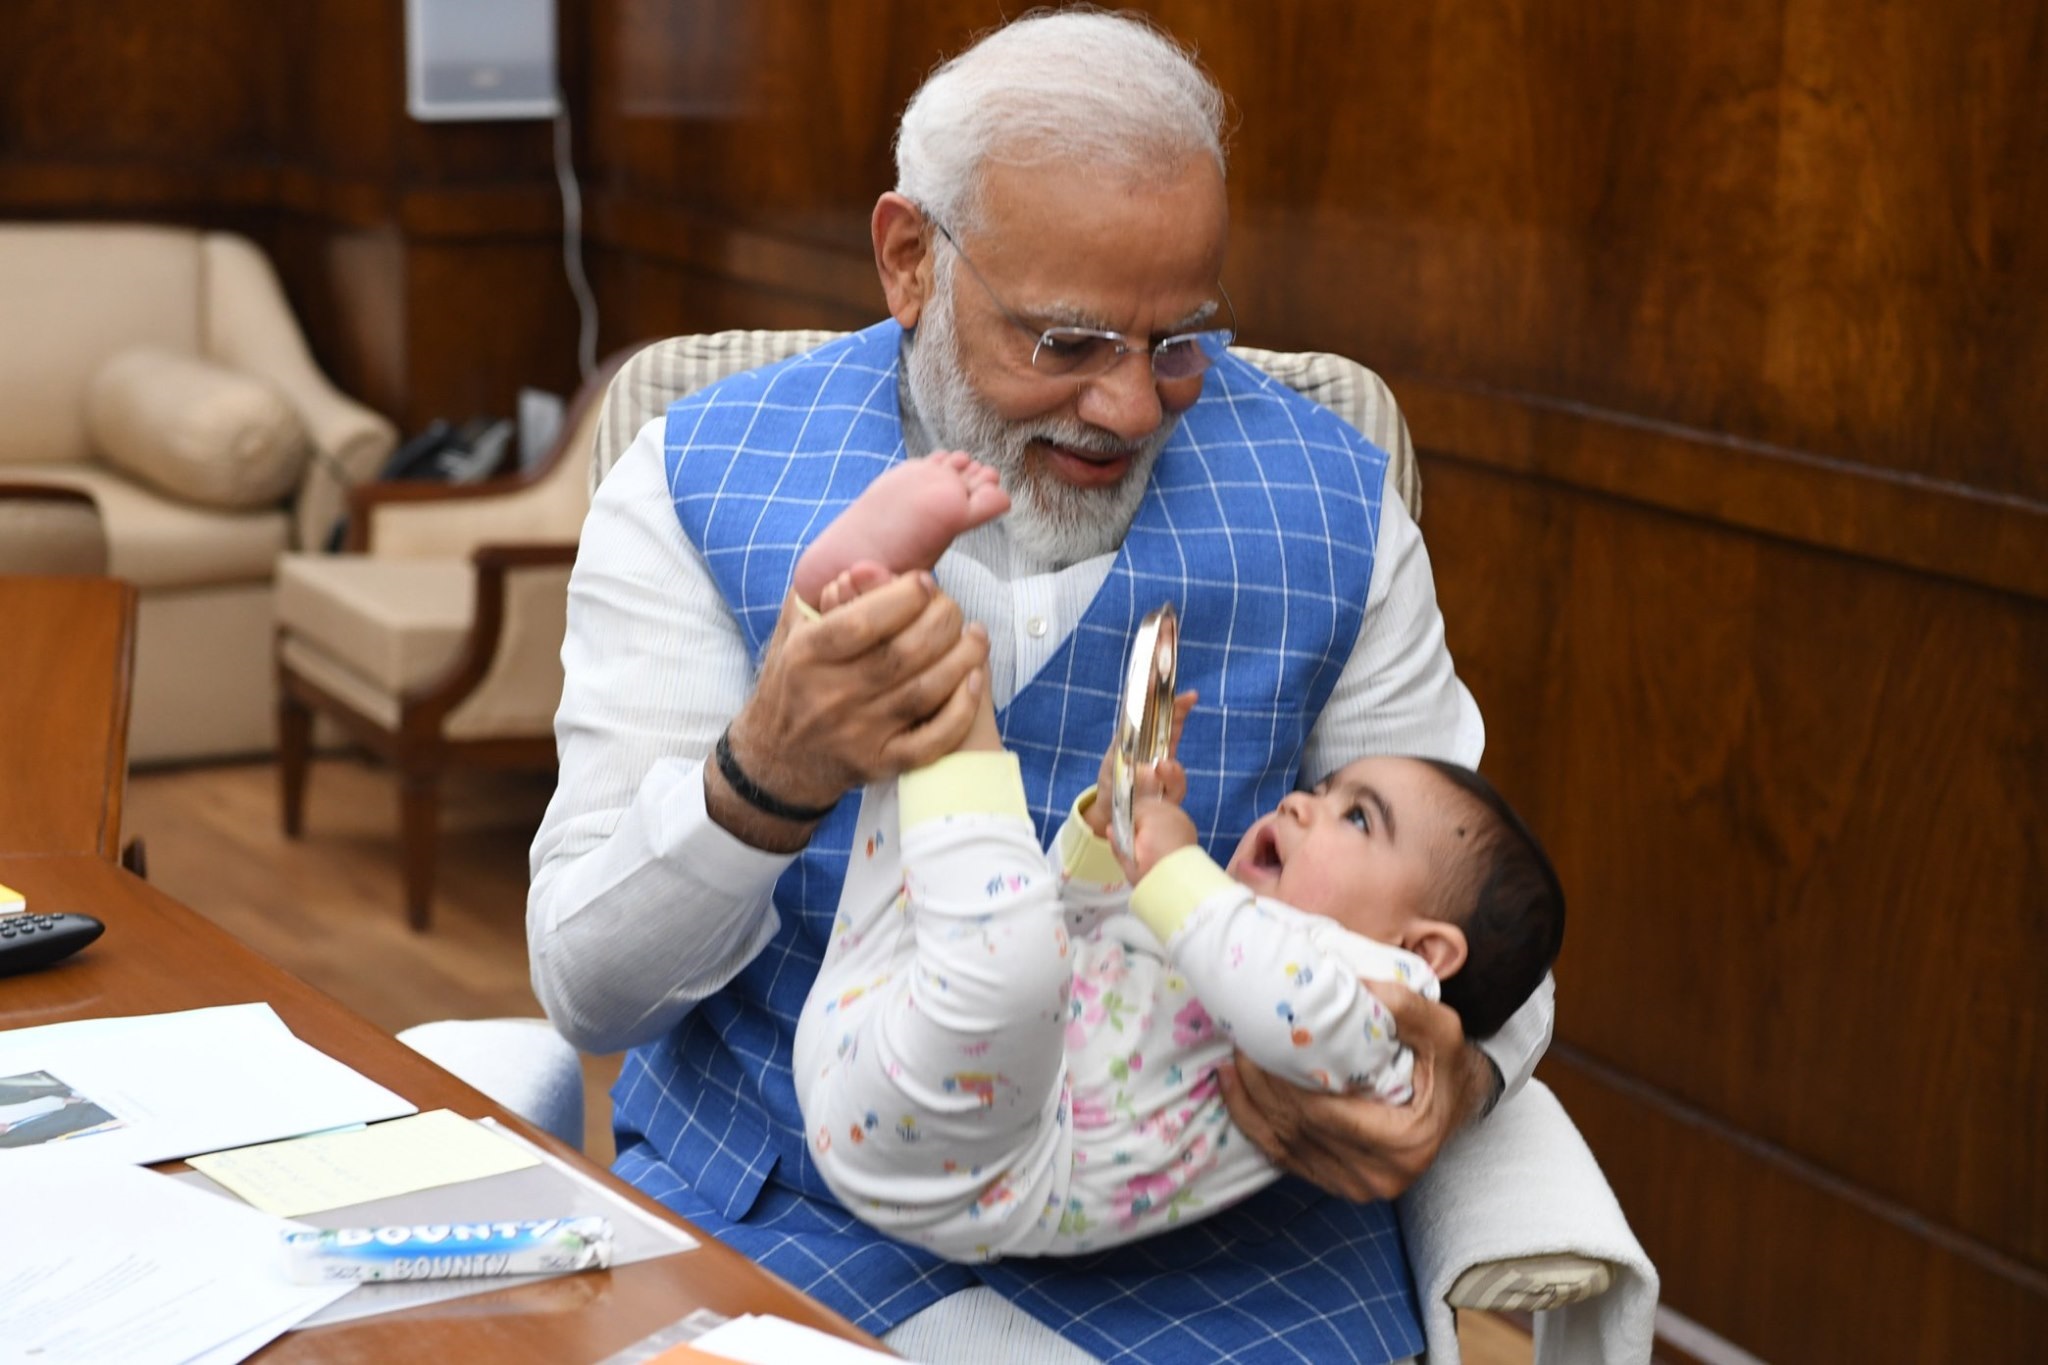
[[0, 854, 882, 1362], [0, 576, 135, 859]]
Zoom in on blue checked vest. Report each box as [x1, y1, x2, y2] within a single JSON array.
[[617, 322, 1423, 1360]]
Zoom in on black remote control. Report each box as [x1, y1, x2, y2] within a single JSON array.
[[0, 912, 106, 976]]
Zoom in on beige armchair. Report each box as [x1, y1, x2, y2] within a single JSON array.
[[0, 483, 107, 575], [0, 223, 397, 763], [273, 352, 627, 929]]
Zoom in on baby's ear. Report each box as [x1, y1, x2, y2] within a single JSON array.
[[1404, 920, 1468, 980]]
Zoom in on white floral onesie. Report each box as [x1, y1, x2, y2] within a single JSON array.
[[790, 750, 1440, 1263]]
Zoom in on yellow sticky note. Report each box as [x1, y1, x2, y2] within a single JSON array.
[[189, 1108, 540, 1217], [0, 882, 24, 914]]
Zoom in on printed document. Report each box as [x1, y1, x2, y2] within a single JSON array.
[[0, 1002, 414, 1165], [0, 1150, 350, 1365]]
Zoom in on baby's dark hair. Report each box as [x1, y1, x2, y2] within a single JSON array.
[[1415, 760, 1566, 1039]]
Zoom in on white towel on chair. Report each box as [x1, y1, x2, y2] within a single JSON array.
[[1397, 1079, 1659, 1364], [397, 1017, 586, 1151]]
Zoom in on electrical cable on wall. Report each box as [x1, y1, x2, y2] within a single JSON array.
[[554, 94, 599, 380]]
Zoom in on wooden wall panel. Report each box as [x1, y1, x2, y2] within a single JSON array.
[[0, 1, 281, 235], [406, 239, 582, 431], [1207, 0, 2048, 504], [1421, 453, 2048, 1264], [1545, 1053, 2048, 1363], [272, 0, 402, 183], [586, 0, 981, 234], [267, 219, 409, 423], [591, 245, 877, 352], [0, 0, 285, 162], [0, 0, 582, 435], [4, 2, 2044, 1357]]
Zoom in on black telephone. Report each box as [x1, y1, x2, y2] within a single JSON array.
[[381, 417, 516, 484], [323, 416, 519, 551]]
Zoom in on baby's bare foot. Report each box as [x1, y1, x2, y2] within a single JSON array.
[[793, 451, 1010, 608], [814, 563, 894, 613]]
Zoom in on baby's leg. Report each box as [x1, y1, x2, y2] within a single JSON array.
[[796, 766, 1074, 1262], [792, 451, 1010, 609], [1059, 1030, 1279, 1253]]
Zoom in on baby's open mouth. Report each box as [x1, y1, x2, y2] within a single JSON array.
[[1243, 823, 1283, 875]]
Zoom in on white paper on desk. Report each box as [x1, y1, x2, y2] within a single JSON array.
[[690, 1314, 898, 1363], [175, 1116, 698, 1331], [0, 1150, 351, 1365], [0, 1002, 414, 1165], [184, 1301, 333, 1365]]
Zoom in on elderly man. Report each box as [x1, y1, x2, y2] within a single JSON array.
[[530, 11, 1552, 1363]]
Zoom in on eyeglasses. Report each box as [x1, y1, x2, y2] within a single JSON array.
[[929, 219, 1235, 383]]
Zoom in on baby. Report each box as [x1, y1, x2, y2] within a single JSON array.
[[788, 453, 1565, 1262]]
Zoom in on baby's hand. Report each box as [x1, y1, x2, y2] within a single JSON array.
[[1086, 690, 1199, 842], [1121, 757, 1199, 883]]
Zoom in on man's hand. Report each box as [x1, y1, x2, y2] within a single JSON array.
[[711, 574, 988, 850], [1218, 981, 1496, 1202]]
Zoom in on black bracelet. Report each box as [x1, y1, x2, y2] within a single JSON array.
[[714, 727, 839, 824]]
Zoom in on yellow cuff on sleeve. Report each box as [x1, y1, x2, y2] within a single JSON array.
[[1131, 846, 1237, 942], [900, 751, 1030, 830], [1057, 785, 1126, 886]]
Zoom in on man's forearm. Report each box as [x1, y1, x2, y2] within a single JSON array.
[[529, 427, 796, 1052], [529, 754, 793, 1053], [706, 717, 835, 855]]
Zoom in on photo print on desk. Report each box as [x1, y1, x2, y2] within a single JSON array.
[[0, 1069, 127, 1148]]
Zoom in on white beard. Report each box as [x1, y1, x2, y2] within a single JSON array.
[[903, 266, 1176, 567]]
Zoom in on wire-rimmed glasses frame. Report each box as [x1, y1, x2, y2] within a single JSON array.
[[927, 218, 1235, 383]]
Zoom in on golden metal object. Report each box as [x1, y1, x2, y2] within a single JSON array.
[[1111, 602, 1180, 859]]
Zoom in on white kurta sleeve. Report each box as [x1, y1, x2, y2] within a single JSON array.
[[526, 417, 794, 1054]]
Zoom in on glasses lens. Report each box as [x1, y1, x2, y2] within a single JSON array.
[[1152, 330, 1232, 380], [1032, 329, 1117, 377]]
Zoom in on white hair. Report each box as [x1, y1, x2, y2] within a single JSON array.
[[895, 8, 1229, 234]]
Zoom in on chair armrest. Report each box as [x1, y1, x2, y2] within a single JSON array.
[[1447, 1252, 1613, 1313], [411, 542, 577, 740], [350, 476, 581, 559], [287, 380, 399, 553], [1397, 1079, 1659, 1365], [397, 1019, 584, 1151], [471, 542, 580, 573], [0, 482, 107, 574], [351, 350, 624, 559], [197, 232, 398, 550]]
